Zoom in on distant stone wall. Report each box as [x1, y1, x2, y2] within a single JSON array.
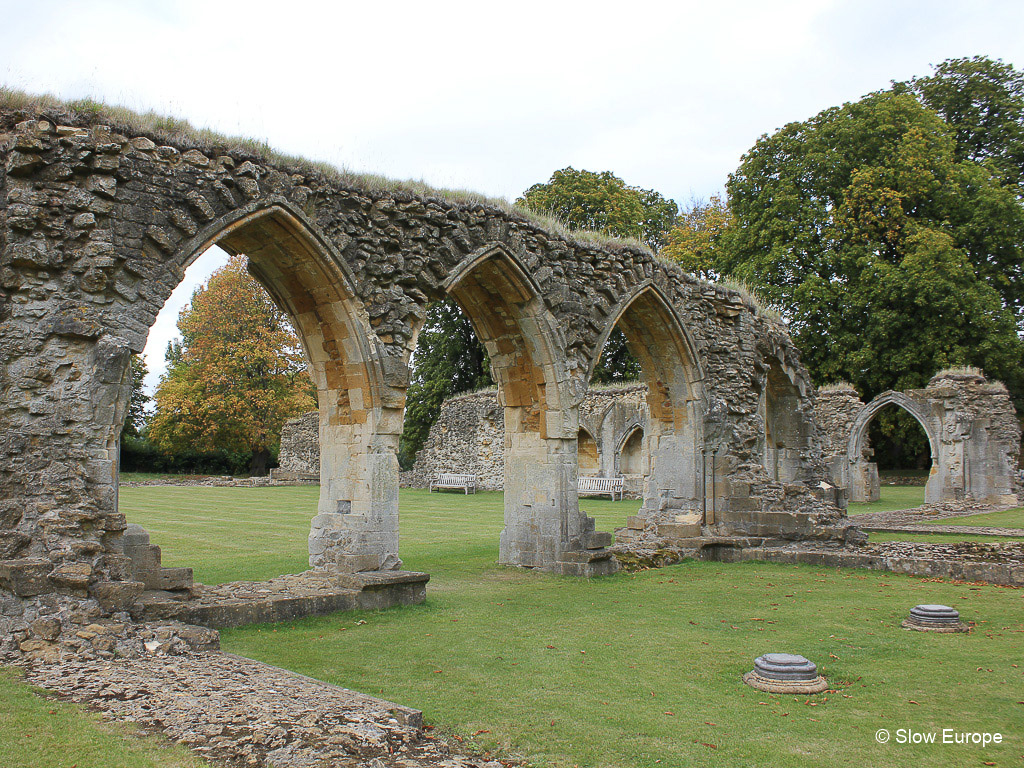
[[407, 391, 505, 490], [281, 386, 650, 493], [271, 413, 319, 481], [408, 385, 648, 493]]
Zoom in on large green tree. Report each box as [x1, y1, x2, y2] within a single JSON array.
[[148, 256, 316, 475], [518, 167, 678, 250], [722, 87, 1024, 408], [896, 55, 1024, 194]]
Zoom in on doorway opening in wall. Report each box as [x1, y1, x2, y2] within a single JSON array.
[[117, 245, 320, 585], [854, 405, 933, 506]]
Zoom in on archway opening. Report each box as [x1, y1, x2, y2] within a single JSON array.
[[592, 287, 702, 523], [116, 207, 394, 587], [445, 247, 587, 569], [399, 297, 493, 474], [851, 403, 934, 504]]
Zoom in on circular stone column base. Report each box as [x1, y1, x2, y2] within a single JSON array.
[[900, 618, 970, 633], [902, 604, 970, 633], [742, 671, 828, 694]]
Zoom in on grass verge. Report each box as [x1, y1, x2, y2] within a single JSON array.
[[0, 667, 203, 768]]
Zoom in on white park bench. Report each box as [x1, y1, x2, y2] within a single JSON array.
[[578, 476, 625, 501], [429, 473, 477, 494]]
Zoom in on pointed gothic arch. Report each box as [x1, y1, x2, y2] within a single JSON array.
[[591, 283, 705, 522]]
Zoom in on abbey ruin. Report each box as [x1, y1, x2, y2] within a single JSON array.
[[1, 102, 1021, 629], [0, 102, 860, 614], [815, 372, 1019, 505]]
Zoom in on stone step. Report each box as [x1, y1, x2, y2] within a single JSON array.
[[557, 548, 615, 564], [582, 531, 613, 549]]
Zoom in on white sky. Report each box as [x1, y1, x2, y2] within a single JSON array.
[[3, 0, 1024, 393]]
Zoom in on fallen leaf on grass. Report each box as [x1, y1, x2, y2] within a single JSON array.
[[472, 729, 490, 736]]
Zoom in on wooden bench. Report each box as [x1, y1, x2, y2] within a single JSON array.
[[578, 476, 625, 501], [429, 473, 477, 494]]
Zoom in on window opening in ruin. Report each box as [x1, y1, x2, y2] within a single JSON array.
[[577, 427, 600, 475], [760, 362, 811, 484], [618, 426, 644, 476]]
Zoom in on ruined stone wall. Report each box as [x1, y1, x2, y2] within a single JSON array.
[[271, 412, 319, 481], [0, 102, 843, 602], [406, 390, 505, 490], [814, 372, 1020, 505], [405, 385, 647, 492]]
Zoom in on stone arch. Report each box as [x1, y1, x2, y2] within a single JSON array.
[[592, 282, 704, 522], [444, 244, 602, 572], [616, 423, 644, 478], [845, 392, 941, 504], [145, 202, 402, 572]]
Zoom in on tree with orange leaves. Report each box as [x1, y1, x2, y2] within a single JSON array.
[[148, 255, 316, 475]]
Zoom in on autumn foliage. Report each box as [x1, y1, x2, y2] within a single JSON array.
[[148, 255, 316, 475]]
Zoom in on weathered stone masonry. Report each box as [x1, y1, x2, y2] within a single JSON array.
[[0, 104, 849, 616], [814, 373, 1020, 505]]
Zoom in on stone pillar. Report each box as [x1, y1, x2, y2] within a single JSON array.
[[309, 408, 403, 573], [499, 406, 578, 567], [850, 459, 880, 503], [498, 406, 616, 576], [640, 427, 701, 520]]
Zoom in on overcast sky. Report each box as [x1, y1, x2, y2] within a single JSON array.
[[3, 0, 1024, 393]]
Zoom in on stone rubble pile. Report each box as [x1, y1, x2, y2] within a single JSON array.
[[20, 648, 513, 768]]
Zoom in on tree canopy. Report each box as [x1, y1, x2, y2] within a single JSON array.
[[721, 86, 1024, 401], [896, 55, 1024, 193], [518, 167, 678, 250], [148, 255, 316, 475], [709, 58, 1024, 468], [660, 194, 733, 281]]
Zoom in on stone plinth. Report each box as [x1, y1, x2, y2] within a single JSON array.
[[743, 653, 828, 694], [901, 604, 970, 633]]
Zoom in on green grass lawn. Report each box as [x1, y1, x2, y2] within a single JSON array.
[[120, 487, 1024, 767], [7, 486, 1023, 767], [918, 507, 1024, 529], [846, 485, 926, 515]]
